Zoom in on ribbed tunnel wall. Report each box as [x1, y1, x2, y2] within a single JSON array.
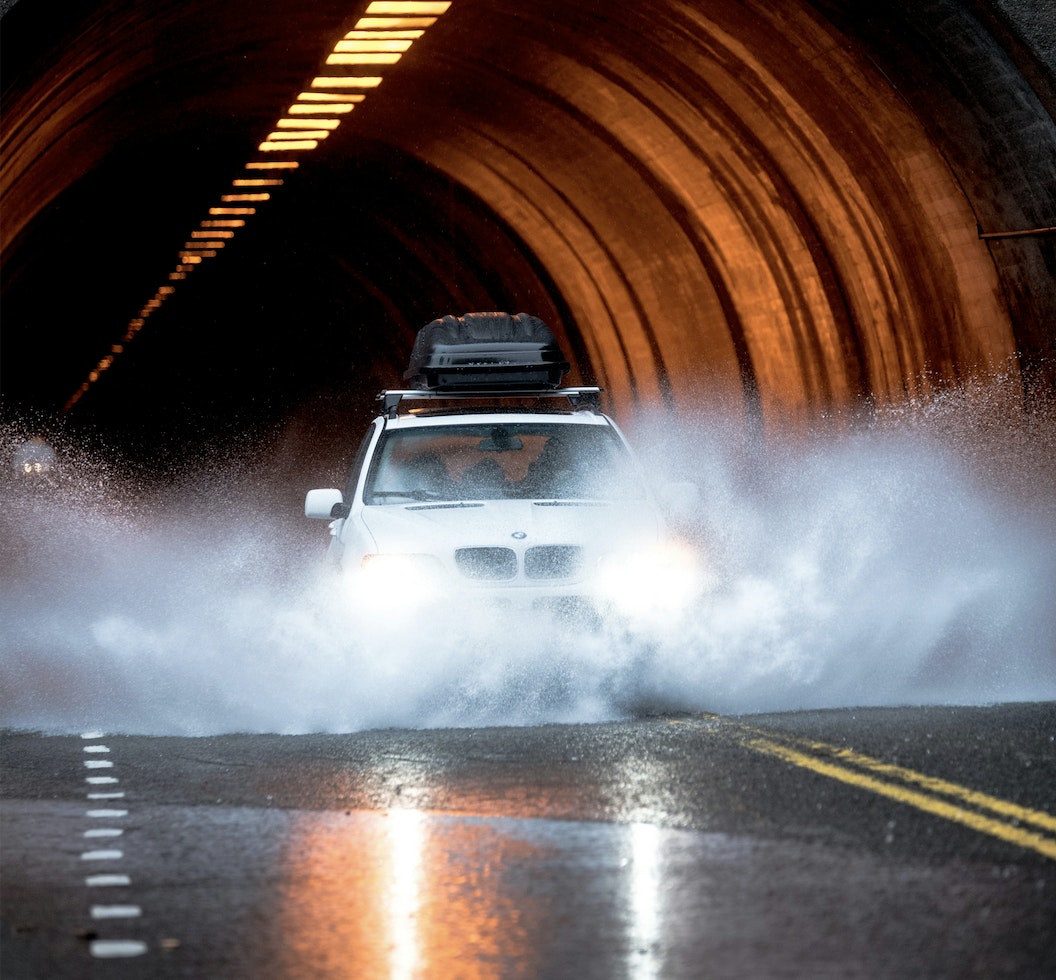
[[2, 0, 1054, 449], [371, 0, 1050, 424]]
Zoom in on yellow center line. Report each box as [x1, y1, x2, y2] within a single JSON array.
[[731, 722, 1056, 836], [804, 739, 1056, 834], [743, 735, 1056, 861]]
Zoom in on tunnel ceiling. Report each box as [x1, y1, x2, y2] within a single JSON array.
[[2, 0, 1054, 464]]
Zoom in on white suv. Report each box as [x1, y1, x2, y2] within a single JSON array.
[[305, 314, 702, 624]]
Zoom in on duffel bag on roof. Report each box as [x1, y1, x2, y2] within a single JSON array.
[[404, 312, 571, 391]]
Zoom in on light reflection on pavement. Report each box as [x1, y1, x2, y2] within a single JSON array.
[[3, 706, 1055, 978]]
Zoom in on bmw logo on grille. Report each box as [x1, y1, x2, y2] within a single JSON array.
[[511, 531, 528, 539]]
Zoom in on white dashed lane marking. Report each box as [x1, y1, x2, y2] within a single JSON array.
[[90, 940, 149, 958], [92, 905, 142, 919], [78, 731, 149, 960], [85, 874, 131, 887], [82, 849, 124, 860]]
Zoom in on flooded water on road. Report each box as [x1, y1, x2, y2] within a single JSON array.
[[3, 376, 1055, 735]]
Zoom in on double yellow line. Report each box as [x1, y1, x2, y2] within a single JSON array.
[[731, 724, 1056, 860]]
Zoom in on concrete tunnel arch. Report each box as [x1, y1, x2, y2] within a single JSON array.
[[360, 0, 1050, 426], [1, 0, 1054, 449]]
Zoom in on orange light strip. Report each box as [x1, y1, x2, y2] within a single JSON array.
[[258, 140, 319, 152], [355, 17, 437, 28], [265, 130, 332, 140], [287, 103, 357, 114], [63, 0, 455, 413], [326, 52, 403, 65], [246, 160, 300, 170], [368, 1, 451, 11], [310, 75, 384, 88], [343, 29, 425, 39], [276, 118, 341, 129], [334, 39, 415, 51], [296, 91, 367, 102]]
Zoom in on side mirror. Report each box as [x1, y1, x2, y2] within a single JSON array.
[[305, 488, 349, 520], [656, 481, 700, 521]]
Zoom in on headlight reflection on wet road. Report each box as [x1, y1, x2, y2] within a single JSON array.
[[627, 822, 663, 980], [387, 807, 424, 980], [274, 808, 678, 978]]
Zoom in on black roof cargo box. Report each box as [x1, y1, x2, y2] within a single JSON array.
[[404, 312, 571, 391]]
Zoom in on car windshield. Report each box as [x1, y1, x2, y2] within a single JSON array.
[[364, 422, 645, 503]]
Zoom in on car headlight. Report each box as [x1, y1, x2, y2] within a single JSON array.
[[594, 541, 710, 620], [346, 553, 447, 607]]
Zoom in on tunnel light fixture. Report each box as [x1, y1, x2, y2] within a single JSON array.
[[367, 1, 451, 11], [335, 38, 415, 52], [344, 29, 425, 39], [64, 0, 455, 413], [310, 75, 384, 89], [259, 141, 318, 152], [259, 140, 319, 152], [245, 160, 300, 170], [326, 52, 404, 65], [356, 17, 438, 29], [276, 118, 341, 129], [265, 129, 332, 140], [296, 91, 367, 102], [287, 102, 356, 115]]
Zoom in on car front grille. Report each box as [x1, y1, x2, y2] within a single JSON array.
[[524, 545, 584, 580], [455, 547, 517, 580], [453, 544, 585, 582]]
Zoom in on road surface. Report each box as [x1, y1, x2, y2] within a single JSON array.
[[3, 702, 1055, 977]]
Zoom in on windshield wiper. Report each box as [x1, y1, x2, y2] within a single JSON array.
[[370, 488, 447, 501]]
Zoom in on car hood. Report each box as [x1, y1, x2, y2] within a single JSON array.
[[357, 498, 663, 556]]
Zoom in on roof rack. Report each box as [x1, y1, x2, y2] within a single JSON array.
[[378, 387, 602, 418]]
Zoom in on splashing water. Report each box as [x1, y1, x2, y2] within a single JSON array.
[[2, 380, 1054, 735]]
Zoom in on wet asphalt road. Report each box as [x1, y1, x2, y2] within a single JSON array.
[[3, 702, 1055, 978]]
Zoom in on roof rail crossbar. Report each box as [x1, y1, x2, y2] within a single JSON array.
[[378, 387, 602, 418]]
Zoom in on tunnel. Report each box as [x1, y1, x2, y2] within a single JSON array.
[[2, 0, 1054, 471]]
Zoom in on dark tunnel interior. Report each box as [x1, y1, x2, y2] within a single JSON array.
[[1, 0, 1054, 475]]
